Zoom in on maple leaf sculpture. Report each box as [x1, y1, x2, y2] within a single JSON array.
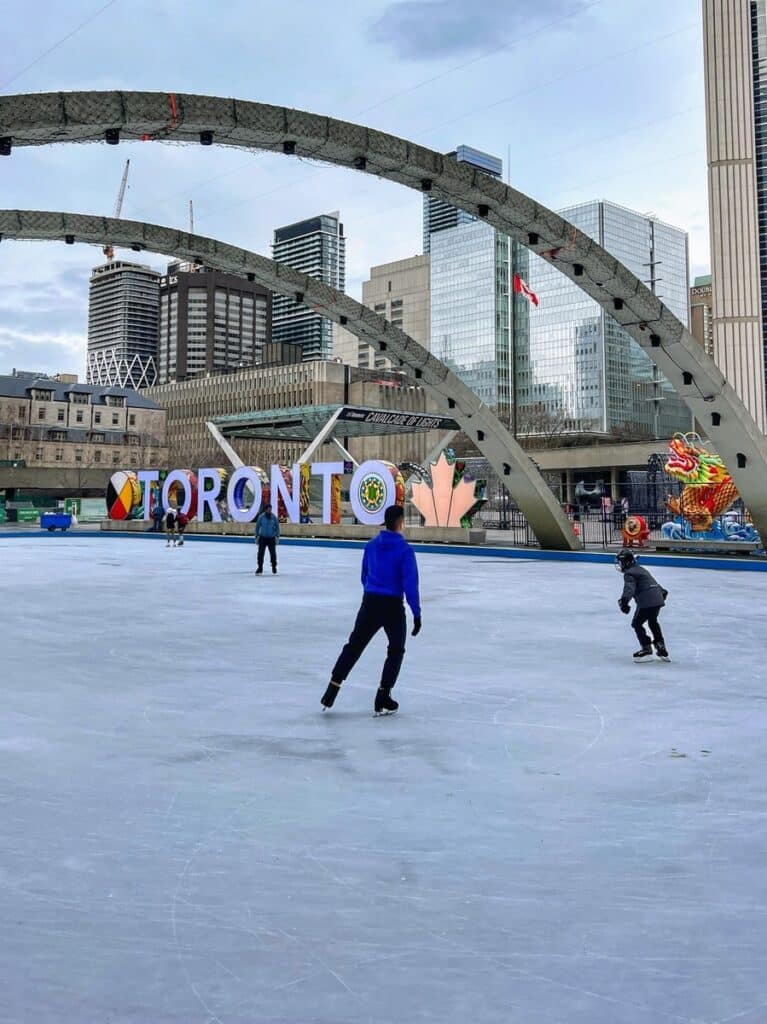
[[410, 452, 478, 527]]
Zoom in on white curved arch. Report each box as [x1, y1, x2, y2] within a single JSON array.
[[0, 209, 580, 549], [1, 90, 766, 542]]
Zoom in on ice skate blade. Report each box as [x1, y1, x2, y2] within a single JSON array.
[[656, 656, 671, 663], [373, 709, 398, 717]]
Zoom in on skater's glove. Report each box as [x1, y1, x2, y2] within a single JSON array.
[[411, 616, 422, 637], [618, 599, 630, 615]]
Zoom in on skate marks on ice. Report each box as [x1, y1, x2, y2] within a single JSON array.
[[3, 540, 767, 1022]]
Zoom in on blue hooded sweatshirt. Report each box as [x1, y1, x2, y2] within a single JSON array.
[[361, 529, 421, 617]]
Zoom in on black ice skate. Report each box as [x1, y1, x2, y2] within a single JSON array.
[[374, 687, 398, 716], [321, 680, 341, 710], [633, 645, 653, 661], [255, 568, 263, 575], [272, 566, 277, 574], [654, 642, 671, 662]]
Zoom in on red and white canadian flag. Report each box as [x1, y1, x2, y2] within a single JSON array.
[[513, 273, 539, 307]]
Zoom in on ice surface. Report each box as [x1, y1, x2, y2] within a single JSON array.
[[1, 535, 767, 1024]]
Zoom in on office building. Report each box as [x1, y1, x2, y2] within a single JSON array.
[[156, 263, 271, 385], [145, 361, 440, 469], [426, 145, 511, 409], [430, 220, 512, 410], [423, 145, 503, 253], [702, 0, 767, 430], [0, 371, 167, 468], [512, 200, 691, 440], [333, 254, 430, 370], [271, 213, 345, 361], [690, 275, 714, 358], [86, 261, 161, 389]]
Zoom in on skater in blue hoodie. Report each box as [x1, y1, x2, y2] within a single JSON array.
[[321, 505, 421, 715]]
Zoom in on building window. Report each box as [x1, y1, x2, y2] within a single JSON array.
[[129, 413, 136, 426], [94, 411, 101, 424], [35, 448, 43, 461], [57, 409, 65, 422], [38, 408, 46, 420], [94, 449, 102, 463], [112, 413, 119, 425], [75, 449, 83, 463], [76, 410, 84, 423], [18, 405, 26, 418], [55, 448, 63, 462], [112, 452, 120, 464]]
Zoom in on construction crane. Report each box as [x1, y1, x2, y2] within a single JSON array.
[[103, 159, 130, 262], [189, 199, 194, 233]]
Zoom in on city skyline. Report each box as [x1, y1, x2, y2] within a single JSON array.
[[1, 0, 707, 376]]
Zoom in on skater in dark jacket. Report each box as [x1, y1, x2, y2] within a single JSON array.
[[254, 503, 279, 575], [616, 549, 670, 661], [321, 505, 421, 715]]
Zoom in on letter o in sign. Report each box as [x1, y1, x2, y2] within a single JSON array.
[[226, 466, 264, 523], [350, 460, 397, 526]]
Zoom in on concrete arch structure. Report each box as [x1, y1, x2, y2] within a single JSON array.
[[1, 90, 767, 542], [0, 209, 579, 548]]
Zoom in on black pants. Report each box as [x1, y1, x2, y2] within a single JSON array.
[[332, 593, 406, 691], [632, 606, 665, 647], [257, 537, 277, 571]]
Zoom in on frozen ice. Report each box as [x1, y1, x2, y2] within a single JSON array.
[[1, 534, 767, 1023]]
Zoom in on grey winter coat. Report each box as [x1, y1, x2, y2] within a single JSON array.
[[621, 565, 666, 610]]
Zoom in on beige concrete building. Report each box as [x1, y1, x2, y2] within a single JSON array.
[[690, 274, 714, 357], [333, 254, 430, 371], [0, 372, 167, 469], [144, 359, 443, 469], [703, 0, 767, 431]]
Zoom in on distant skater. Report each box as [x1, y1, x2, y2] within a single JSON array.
[[616, 548, 670, 661], [321, 505, 421, 716], [152, 502, 164, 533], [165, 506, 178, 547], [254, 503, 279, 575], [176, 510, 189, 546]]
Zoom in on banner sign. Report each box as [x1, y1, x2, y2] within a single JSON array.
[[336, 408, 456, 431]]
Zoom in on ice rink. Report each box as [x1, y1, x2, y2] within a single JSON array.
[[2, 535, 767, 1024]]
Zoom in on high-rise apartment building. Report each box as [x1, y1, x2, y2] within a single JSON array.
[[333, 255, 430, 370], [512, 200, 691, 439], [702, 0, 767, 430], [690, 275, 714, 358], [423, 146, 503, 253], [156, 263, 271, 385], [86, 261, 161, 389], [271, 213, 345, 361]]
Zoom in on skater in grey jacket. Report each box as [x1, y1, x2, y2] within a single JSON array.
[[616, 549, 670, 661]]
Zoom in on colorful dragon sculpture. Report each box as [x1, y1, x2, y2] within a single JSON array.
[[663, 432, 739, 532]]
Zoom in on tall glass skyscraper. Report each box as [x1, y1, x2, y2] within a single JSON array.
[[512, 201, 691, 439], [271, 212, 345, 362], [428, 146, 511, 409], [423, 146, 503, 253]]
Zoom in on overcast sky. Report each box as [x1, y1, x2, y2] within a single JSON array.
[[0, 0, 707, 377]]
